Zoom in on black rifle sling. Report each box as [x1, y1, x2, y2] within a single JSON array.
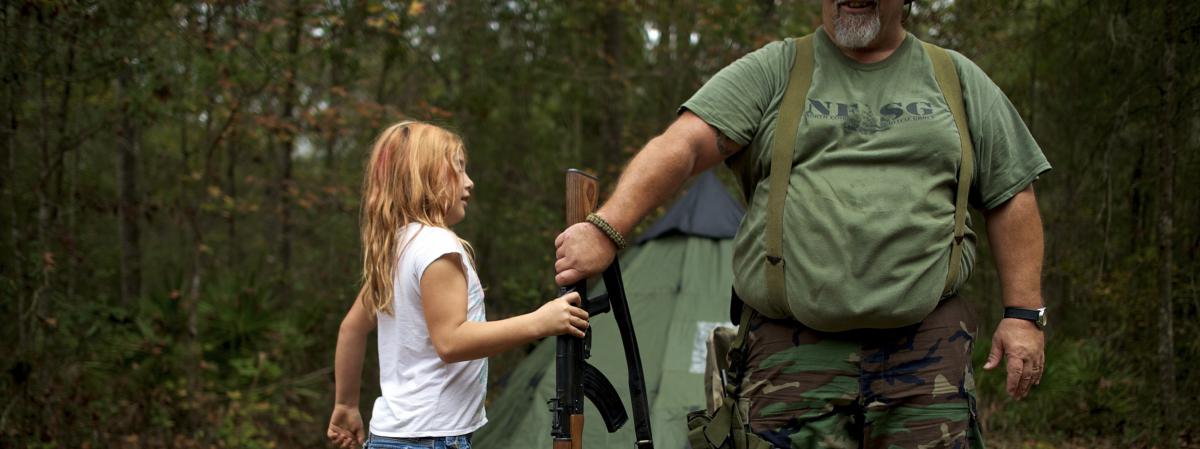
[[602, 259, 655, 449]]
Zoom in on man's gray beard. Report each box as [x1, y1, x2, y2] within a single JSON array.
[[832, 9, 881, 49]]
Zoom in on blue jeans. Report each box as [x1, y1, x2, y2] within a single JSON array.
[[364, 433, 472, 449]]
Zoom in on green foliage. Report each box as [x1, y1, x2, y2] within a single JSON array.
[[0, 269, 336, 447], [974, 338, 1143, 443]]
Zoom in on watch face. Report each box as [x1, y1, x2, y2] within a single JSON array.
[[1036, 308, 1047, 328]]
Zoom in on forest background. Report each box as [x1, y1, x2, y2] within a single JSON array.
[[1, 0, 1197, 448]]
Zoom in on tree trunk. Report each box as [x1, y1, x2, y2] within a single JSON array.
[[758, 0, 778, 37], [324, 0, 361, 177], [1099, 97, 1130, 283], [2, 0, 27, 353], [375, 38, 400, 105], [276, 0, 303, 287], [166, 7, 204, 431], [30, 5, 54, 322], [51, 32, 76, 240], [600, 2, 624, 170], [116, 68, 142, 305], [50, 33, 76, 303], [1155, 2, 1178, 445], [226, 128, 240, 266], [1130, 144, 1146, 248], [1026, 0, 1042, 135], [373, 0, 409, 104], [671, 0, 695, 114], [182, 205, 205, 432], [35, 8, 50, 250]]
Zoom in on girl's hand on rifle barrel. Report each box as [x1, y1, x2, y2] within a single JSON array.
[[533, 291, 590, 338]]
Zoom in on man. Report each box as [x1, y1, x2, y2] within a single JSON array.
[[555, 0, 1049, 448]]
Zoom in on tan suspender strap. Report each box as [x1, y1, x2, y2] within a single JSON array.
[[922, 42, 975, 296], [764, 34, 815, 305]]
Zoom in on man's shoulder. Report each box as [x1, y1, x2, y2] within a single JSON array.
[[928, 43, 989, 80], [912, 38, 999, 96], [740, 37, 796, 67], [934, 45, 1006, 102], [702, 37, 798, 87], [727, 35, 814, 79]]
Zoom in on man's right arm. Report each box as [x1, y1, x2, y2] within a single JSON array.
[[554, 111, 742, 286]]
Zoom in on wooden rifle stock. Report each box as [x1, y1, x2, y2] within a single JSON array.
[[553, 169, 598, 449], [564, 169, 599, 227]]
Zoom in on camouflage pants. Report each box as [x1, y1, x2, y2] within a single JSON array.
[[739, 296, 984, 449]]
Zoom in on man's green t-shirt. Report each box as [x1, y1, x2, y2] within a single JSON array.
[[682, 29, 1051, 332]]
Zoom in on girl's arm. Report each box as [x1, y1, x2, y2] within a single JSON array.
[[422, 254, 588, 363], [328, 297, 375, 448]]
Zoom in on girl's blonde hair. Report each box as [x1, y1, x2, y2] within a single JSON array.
[[358, 120, 471, 317]]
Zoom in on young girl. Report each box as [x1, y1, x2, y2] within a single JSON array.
[[327, 121, 589, 449]]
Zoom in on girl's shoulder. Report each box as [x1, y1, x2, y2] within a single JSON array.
[[399, 223, 469, 279], [402, 223, 463, 253]]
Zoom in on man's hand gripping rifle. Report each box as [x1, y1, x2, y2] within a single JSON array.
[[550, 169, 654, 449]]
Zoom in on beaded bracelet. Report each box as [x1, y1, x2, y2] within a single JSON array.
[[586, 212, 628, 250]]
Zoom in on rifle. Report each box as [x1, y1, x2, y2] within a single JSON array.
[[550, 169, 654, 449]]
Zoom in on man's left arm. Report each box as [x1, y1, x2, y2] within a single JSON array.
[[981, 184, 1045, 401]]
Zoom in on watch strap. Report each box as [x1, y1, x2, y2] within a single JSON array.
[[1003, 307, 1046, 328]]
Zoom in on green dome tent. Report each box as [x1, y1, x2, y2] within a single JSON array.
[[476, 171, 744, 449]]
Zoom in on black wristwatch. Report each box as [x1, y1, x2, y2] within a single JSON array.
[[1003, 307, 1047, 329]]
